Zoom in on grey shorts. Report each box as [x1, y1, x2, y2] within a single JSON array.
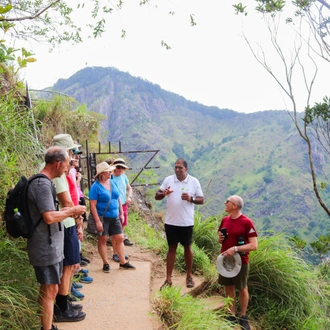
[[34, 261, 63, 285], [218, 264, 249, 290], [102, 217, 123, 236]]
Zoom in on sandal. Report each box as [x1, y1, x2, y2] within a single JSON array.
[[160, 279, 172, 291], [186, 277, 195, 288]]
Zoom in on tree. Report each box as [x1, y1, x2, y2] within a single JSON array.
[[234, 0, 330, 215]]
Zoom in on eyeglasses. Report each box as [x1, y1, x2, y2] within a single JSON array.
[[225, 200, 236, 205], [116, 166, 125, 170]]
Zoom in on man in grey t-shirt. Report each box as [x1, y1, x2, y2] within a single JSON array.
[[27, 147, 86, 330]]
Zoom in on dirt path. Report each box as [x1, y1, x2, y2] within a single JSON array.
[[56, 245, 164, 330]]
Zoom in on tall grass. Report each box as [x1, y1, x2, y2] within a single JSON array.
[[248, 234, 330, 329], [0, 230, 39, 329], [153, 285, 232, 330]]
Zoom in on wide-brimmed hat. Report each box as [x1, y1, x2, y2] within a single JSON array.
[[52, 134, 81, 150], [113, 158, 129, 169], [94, 162, 116, 178], [216, 253, 242, 278]]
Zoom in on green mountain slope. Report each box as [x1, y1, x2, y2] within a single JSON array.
[[53, 66, 330, 241]]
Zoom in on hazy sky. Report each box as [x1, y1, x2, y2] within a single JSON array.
[[21, 0, 329, 113]]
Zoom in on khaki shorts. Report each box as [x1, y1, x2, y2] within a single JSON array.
[[218, 264, 249, 290]]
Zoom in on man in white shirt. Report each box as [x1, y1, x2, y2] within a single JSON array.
[[155, 158, 204, 289]]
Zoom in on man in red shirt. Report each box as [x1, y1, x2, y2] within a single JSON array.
[[218, 195, 258, 330]]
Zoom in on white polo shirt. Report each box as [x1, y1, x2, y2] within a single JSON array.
[[160, 174, 203, 227]]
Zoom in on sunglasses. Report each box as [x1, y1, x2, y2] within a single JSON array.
[[225, 200, 236, 205], [116, 166, 125, 170]]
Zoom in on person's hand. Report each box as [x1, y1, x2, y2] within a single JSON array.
[[73, 205, 87, 217], [218, 231, 225, 244], [77, 227, 84, 241], [95, 220, 103, 232], [119, 213, 124, 224], [126, 196, 132, 205], [222, 247, 236, 257], [163, 187, 173, 197], [181, 192, 190, 201]]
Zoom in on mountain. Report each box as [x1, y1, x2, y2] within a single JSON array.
[[53, 66, 330, 241]]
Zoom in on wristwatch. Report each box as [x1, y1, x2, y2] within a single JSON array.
[[234, 246, 238, 253], [191, 196, 195, 203]]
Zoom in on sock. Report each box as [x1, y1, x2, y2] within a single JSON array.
[[55, 294, 68, 312]]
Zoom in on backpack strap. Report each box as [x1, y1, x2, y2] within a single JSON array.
[[28, 174, 56, 245]]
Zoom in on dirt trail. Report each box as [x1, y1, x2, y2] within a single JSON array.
[[56, 245, 163, 330]]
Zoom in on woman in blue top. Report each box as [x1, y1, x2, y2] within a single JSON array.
[[89, 162, 136, 272]]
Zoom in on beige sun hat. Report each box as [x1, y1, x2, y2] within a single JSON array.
[[94, 162, 116, 178], [216, 253, 242, 278], [113, 158, 129, 169], [52, 134, 82, 150]]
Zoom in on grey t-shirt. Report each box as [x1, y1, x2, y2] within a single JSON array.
[[27, 176, 64, 267]]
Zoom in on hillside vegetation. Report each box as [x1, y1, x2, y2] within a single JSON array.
[[52, 66, 330, 243]]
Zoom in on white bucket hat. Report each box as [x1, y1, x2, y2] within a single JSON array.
[[94, 162, 116, 178], [52, 134, 82, 150], [216, 253, 242, 278]]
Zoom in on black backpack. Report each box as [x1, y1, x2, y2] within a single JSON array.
[[4, 174, 51, 239]]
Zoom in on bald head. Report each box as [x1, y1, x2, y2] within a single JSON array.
[[230, 195, 244, 209], [45, 146, 69, 165]]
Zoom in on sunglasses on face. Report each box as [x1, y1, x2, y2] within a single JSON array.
[[116, 166, 125, 170], [225, 200, 236, 205]]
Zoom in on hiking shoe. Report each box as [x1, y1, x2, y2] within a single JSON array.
[[80, 259, 88, 267], [71, 286, 85, 300], [124, 238, 134, 246], [40, 325, 58, 330], [72, 282, 83, 290], [239, 315, 251, 330], [226, 315, 237, 323], [186, 277, 195, 288], [160, 279, 172, 291], [113, 254, 120, 263], [79, 275, 93, 284], [80, 254, 90, 263], [119, 262, 136, 269], [53, 308, 86, 323], [103, 263, 110, 273], [67, 300, 83, 312]]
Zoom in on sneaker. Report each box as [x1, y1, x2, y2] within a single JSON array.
[[226, 315, 237, 323], [80, 254, 91, 263], [113, 254, 120, 263], [80, 259, 88, 267], [78, 269, 89, 274], [124, 238, 134, 246], [71, 286, 85, 300], [160, 279, 172, 291], [103, 263, 110, 273], [53, 308, 86, 323], [79, 275, 93, 284], [186, 277, 195, 288], [119, 262, 136, 269], [67, 300, 83, 312], [106, 238, 112, 246], [40, 325, 58, 330], [239, 315, 251, 330], [72, 282, 83, 290]]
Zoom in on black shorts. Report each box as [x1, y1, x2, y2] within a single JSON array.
[[34, 261, 63, 285], [102, 217, 123, 236], [164, 224, 193, 247], [63, 226, 80, 266]]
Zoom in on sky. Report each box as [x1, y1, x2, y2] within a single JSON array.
[[20, 0, 329, 114]]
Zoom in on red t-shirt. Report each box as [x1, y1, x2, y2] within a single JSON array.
[[218, 214, 258, 264], [66, 174, 79, 206]]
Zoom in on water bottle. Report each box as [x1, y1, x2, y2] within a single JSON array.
[[13, 208, 22, 220], [238, 236, 246, 255]]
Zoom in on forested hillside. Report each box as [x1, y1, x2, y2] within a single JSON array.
[[53, 66, 330, 241]]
